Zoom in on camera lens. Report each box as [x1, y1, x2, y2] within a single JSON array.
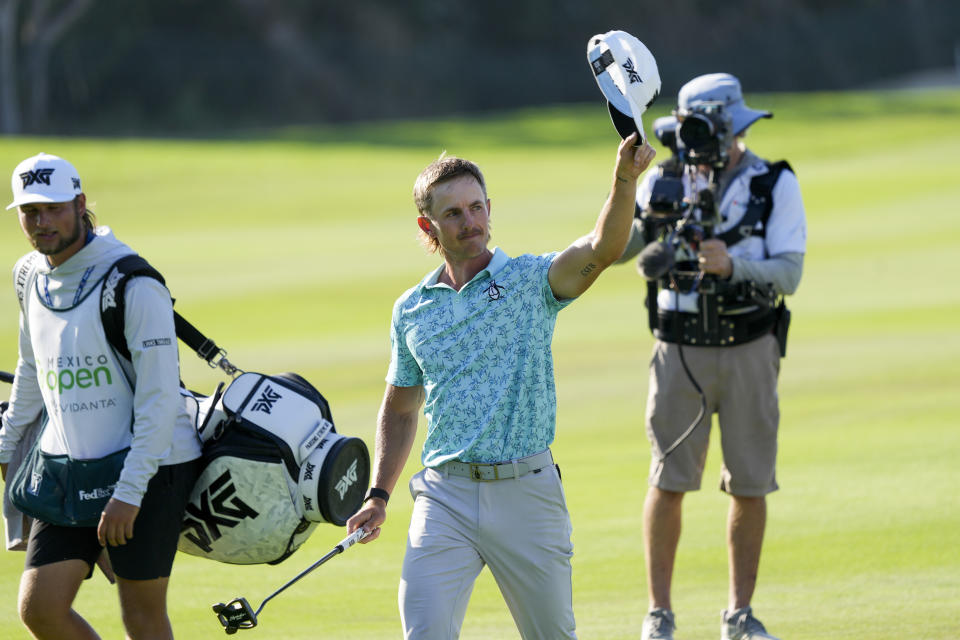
[[678, 114, 715, 150]]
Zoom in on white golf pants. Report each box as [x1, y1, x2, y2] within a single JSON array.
[[399, 464, 576, 639]]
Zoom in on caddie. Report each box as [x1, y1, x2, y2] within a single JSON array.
[[0, 153, 202, 640]]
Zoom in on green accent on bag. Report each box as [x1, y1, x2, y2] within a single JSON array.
[[9, 440, 129, 528]]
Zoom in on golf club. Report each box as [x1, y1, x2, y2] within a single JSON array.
[[212, 527, 368, 634]]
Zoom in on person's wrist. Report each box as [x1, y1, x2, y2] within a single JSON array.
[[364, 487, 390, 505], [723, 255, 735, 280]]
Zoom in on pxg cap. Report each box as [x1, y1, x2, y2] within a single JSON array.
[[7, 153, 82, 211], [678, 73, 771, 136], [587, 30, 661, 143]]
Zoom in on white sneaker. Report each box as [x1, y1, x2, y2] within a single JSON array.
[[721, 606, 780, 640], [642, 608, 676, 640]]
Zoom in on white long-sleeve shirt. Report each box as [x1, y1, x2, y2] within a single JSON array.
[[1, 227, 200, 507]]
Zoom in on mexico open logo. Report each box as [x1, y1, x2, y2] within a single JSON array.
[[37, 354, 114, 394]]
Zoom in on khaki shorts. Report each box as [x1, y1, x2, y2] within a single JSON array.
[[645, 333, 780, 497]]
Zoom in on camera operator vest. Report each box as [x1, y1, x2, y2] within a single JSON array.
[[644, 160, 792, 347], [713, 160, 791, 252]]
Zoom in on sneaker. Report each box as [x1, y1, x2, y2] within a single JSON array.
[[642, 608, 676, 640], [721, 606, 780, 640]]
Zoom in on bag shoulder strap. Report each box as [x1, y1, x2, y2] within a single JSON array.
[[714, 160, 793, 249], [100, 255, 166, 362], [749, 160, 793, 217], [100, 256, 238, 374]]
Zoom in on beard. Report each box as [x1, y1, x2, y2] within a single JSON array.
[[31, 209, 85, 257]]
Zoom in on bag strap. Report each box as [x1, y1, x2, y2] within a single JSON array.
[[101, 255, 165, 362], [749, 160, 792, 220], [100, 255, 240, 376], [174, 314, 239, 375], [714, 160, 793, 250]]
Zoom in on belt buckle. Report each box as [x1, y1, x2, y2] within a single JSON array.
[[468, 463, 498, 481]]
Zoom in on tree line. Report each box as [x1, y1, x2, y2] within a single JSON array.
[[1, 0, 957, 135]]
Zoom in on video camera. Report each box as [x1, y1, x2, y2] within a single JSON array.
[[675, 101, 734, 169], [638, 107, 729, 284], [645, 101, 731, 217]]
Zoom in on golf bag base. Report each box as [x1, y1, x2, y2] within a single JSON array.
[[178, 372, 369, 565]]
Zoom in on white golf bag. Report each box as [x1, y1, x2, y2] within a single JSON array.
[[178, 372, 369, 565]]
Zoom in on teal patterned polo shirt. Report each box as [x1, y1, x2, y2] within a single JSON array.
[[387, 247, 573, 466]]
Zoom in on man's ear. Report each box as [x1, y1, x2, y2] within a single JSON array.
[[417, 215, 433, 235]]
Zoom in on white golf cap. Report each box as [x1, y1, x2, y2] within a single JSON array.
[[678, 73, 771, 135], [7, 152, 83, 210], [588, 30, 661, 143]]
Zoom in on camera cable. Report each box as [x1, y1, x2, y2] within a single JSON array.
[[652, 283, 709, 473]]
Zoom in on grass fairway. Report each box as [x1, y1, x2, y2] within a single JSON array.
[[0, 88, 958, 639]]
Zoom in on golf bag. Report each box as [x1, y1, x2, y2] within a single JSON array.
[[10, 254, 369, 566], [178, 371, 370, 565]]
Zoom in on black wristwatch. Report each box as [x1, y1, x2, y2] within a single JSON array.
[[364, 487, 390, 505]]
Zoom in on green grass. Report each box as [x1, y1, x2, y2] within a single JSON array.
[[1, 88, 958, 638]]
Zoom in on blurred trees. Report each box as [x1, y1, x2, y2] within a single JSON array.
[[0, 0, 957, 135], [0, 0, 93, 133]]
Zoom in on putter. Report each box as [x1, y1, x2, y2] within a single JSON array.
[[212, 528, 368, 634]]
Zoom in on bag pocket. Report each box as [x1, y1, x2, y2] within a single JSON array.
[[10, 445, 129, 528]]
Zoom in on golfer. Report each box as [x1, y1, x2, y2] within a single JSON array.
[[347, 134, 655, 639], [0, 153, 201, 639]]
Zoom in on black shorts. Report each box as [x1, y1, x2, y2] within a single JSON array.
[[25, 458, 201, 581]]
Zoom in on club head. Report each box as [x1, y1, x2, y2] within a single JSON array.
[[212, 598, 257, 633]]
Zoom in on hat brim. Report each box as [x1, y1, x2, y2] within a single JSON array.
[[6, 192, 77, 210], [731, 106, 772, 136], [607, 101, 642, 142]]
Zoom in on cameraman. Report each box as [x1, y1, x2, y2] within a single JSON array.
[[619, 73, 806, 640]]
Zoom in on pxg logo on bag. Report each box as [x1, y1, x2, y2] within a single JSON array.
[[302, 461, 317, 513], [251, 385, 282, 414], [335, 458, 359, 500], [101, 268, 123, 311], [182, 469, 260, 554]]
